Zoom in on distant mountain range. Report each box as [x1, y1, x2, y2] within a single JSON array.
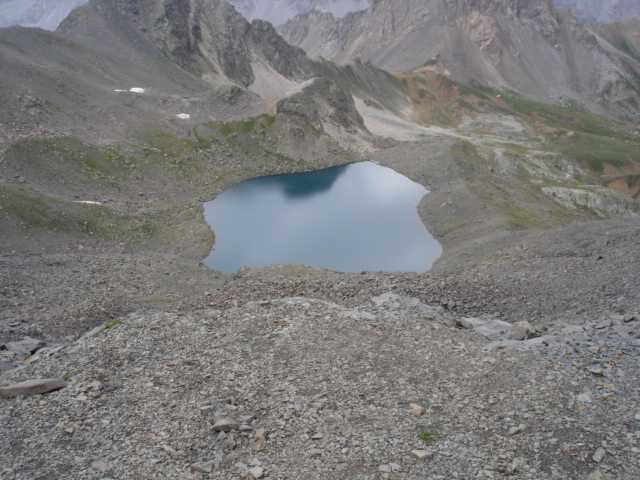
[[1, 0, 638, 32], [280, 0, 640, 120], [554, 0, 640, 22], [0, 0, 639, 121], [227, 0, 369, 26], [0, 0, 87, 30]]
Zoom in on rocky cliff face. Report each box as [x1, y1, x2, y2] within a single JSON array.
[[281, 0, 640, 119], [61, 0, 315, 88], [228, 0, 369, 26]]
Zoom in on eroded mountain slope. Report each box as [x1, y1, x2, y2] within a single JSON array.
[[281, 0, 640, 120]]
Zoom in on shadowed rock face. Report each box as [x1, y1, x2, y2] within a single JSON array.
[[280, 0, 640, 120], [63, 0, 314, 87]]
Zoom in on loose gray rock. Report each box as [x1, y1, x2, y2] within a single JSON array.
[[90, 460, 111, 473], [409, 403, 426, 416], [308, 448, 322, 458], [587, 470, 606, 480], [191, 461, 215, 474], [456, 317, 513, 340], [508, 424, 527, 436], [1, 337, 45, 357], [212, 417, 239, 432], [0, 378, 67, 399], [411, 449, 430, 460], [254, 428, 267, 450], [577, 391, 593, 403], [248, 466, 264, 479], [510, 321, 536, 340], [593, 447, 606, 463]]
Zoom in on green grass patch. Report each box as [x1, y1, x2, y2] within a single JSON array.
[[456, 82, 628, 138], [3, 137, 132, 181], [498, 91, 619, 137], [212, 114, 276, 139], [549, 132, 640, 173], [418, 431, 437, 444], [497, 201, 545, 230], [0, 184, 157, 241], [501, 143, 530, 156], [450, 140, 481, 161], [104, 319, 123, 331]]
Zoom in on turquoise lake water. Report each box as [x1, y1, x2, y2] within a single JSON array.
[[204, 161, 442, 273]]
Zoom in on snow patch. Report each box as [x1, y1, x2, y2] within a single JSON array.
[[73, 201, 103, 206], [176, 113, 191, 120], [113, 88, 146, 94]]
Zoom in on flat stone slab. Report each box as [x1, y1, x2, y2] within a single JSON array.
[[0, 378, 67, 399], [1, 337, 45, 357]]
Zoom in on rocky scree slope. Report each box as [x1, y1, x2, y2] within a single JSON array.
[[0, 0, 400, 146], [1, 293, 639, 479], [280, 0, 640, 120]]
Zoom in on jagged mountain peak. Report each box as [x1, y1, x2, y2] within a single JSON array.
[[554, 0, 640, 23], [0, 0, 88, 30], [59, 0, 315, 89], [281, 0, 640, 120], [227, 0, 370, 26]]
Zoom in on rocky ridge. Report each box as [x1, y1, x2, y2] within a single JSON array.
[[0, 0, 87, 30], [554, 0, 640, 23], [62, 0, 315, 88], [280, 0, 640, 120], [228, 0, 370, 26]]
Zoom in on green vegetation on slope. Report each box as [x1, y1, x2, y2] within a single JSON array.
[[453, 82, 640, 175], [0, 184, 156, 241], [549, 132, 640, 173]]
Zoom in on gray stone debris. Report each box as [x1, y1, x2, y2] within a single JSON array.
[[379, 462, 402, 472], [411, 449, 430, 460], [409, 403, 426, 416], [456, 316, 514, 340], [308, 448, 322, 458], [0, 378, 67, 399], [587, 470, 606, 480], [254, 428, 267, 450], [2, 294, 639, 479], [510, 321, 536, 340], [593, 447, 606, 463], [248, 466, 264, 479], [1, 337, 45, 357], [212, 417, 240, 432], [90, 460, 111, 473], [508, 424, 527, 436], [191, 461, 215, 474]]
